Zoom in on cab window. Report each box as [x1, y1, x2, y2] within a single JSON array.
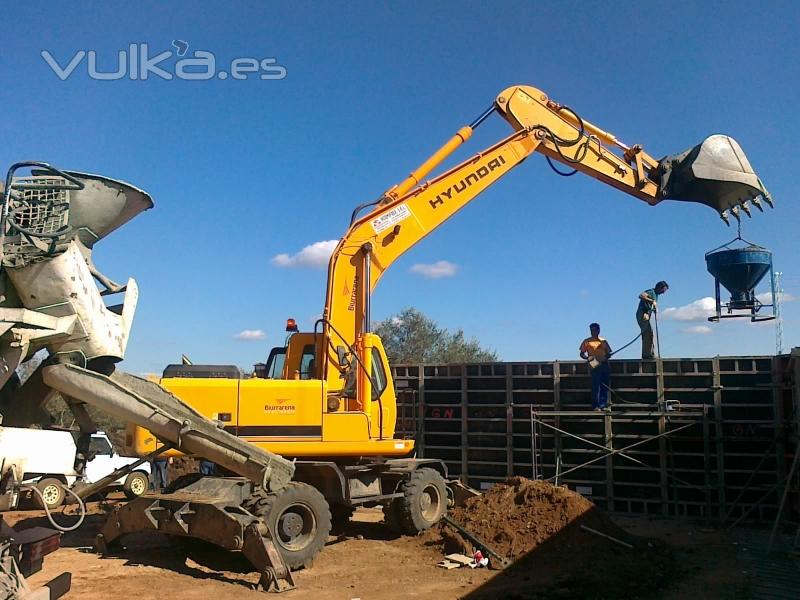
[[300, 344, 316, 379], [89, 436, 113, 456], [371, 348, 387, 399], [265, 347, 286, 379]]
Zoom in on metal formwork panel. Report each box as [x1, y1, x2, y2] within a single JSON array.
[[393, 354, 796, 523]]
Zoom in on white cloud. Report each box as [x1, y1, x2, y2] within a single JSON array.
[[756, 291, 796, 304], [233, 329, 265, 341], [271, 239, 338, 268], [660, 297, 716, 322], [661, 292, 794, 324], [682, 325, 712, 335], [410, 260, 458, 279]]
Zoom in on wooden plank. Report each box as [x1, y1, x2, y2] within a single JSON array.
[[713, 356, 726, 521], [506, 368, 514, 477], [418, 364, 426, 458], [604, 413, 614, 511], [461, 366, 468, 481], [703, 406, 712, 524], [658, 412, 669, 516]]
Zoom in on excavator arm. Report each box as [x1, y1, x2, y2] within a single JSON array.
[[321, 84, 772, 393]]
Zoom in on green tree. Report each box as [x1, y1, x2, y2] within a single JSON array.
[[373, 307, 498, 364]]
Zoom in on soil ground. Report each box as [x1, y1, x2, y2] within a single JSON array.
[[11, 490, 749, 600]]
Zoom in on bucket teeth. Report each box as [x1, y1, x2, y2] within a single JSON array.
[[763, 192, 774, 208], [730, 205, 741, 222], [741, 201, 752, 217], [656, 136, 771, 220], [720, 210, 730, 226], [751, 197, 764, 212]]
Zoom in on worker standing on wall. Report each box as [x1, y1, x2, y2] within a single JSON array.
[[579, 323, 613, 412], [637, 281, 669, 359]]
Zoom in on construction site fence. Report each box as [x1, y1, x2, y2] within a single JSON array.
[[392, 354, 800, 525]]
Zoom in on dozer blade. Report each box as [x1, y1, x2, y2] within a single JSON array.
[[655, 135, 772, 222]]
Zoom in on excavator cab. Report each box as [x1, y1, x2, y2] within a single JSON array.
[[655, 135, 772, 222]]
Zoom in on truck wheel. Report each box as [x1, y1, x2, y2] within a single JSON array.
[[244, 482, 331, 570], [35, 478, 66, 510], [123, 472, 149, 499], [396, 468, 447, 535]]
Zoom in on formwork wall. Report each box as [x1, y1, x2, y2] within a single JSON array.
[[392, 355, 799, 524]]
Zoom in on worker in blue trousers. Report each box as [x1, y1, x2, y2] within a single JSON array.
[[579, 322, 613, 412], [151, 457, 169, 491]]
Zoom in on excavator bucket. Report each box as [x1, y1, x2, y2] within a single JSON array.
[[655, 135, 772, 223]]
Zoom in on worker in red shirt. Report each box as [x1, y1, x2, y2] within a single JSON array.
[[579, 323, 613, 411]]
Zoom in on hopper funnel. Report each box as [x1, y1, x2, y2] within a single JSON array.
[[705, 238, 776, 322]]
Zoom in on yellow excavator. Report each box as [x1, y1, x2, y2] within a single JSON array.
[[124, 83, 772, 571]]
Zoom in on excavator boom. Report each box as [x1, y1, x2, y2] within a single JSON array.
[[321, 84, 772, 393]]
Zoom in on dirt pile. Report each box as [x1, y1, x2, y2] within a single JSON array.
[[446, 477, 628, 560], [418, 477, 680, 599]]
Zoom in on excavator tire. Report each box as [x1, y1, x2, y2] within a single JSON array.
[[395, 468, 447, 535], [243, 482, 331, 570], [383, 499, 405, 534], [330, 502, 356, 532]]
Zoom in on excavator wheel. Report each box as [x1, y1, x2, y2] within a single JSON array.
[[243, 482, 331, 570], [330, 502, 356, 532], [383, 499, 405, 534], [394, 468, 448, 535]]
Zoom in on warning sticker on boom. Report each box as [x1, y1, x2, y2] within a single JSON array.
[[371, 203, 411, 234]]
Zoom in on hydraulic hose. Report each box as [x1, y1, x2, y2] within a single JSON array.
[[22, 483, 86, 532], [607, 332, 643, 358], [654, 309, 661, 359]]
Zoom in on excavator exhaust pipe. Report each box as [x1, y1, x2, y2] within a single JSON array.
[[655, 135, 772, 224]]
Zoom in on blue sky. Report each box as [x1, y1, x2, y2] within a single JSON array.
[[2, 1, 798, 373]]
